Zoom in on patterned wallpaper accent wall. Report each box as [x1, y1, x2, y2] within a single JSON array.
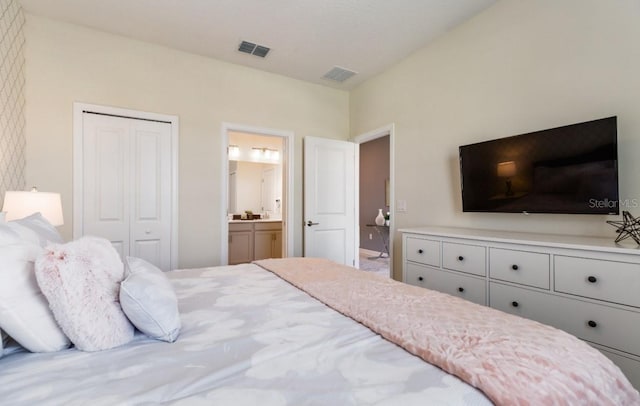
[[0, 0, 26, 199]]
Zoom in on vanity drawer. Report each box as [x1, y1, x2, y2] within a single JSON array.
[[229, 222, 253, 232], [443, 242, 486, 276], [405, 236, 440, 267], [406, 263, 486, 305], [490, 282, 640, 357], [254, 221, 282, 231], [555, 256, 640, 308], [489, 248, 550, 289]]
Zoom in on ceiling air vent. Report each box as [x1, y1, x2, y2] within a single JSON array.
[[238, 41, 270, 58], [322, 66, 357, 83]]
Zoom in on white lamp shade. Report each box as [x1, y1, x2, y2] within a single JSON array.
[[2, 190, 64, 226], [497, 161, 517, 178]]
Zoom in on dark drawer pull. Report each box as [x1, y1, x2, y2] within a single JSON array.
[[457, 256, 464, 261], [458, 287, 464, 292], [418, 276, 424, 281], [587, 276, 597, 283], [511, 264, 519, 271], [587, 320, 598, 328], [511, 301, 519, 308], [418, 249, 424, 254]]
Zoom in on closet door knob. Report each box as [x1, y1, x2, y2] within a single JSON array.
[[458, 287, 464, 292], [418, 276, 424, 281], [511, 301, 519, 308], [587, 276, 597, 283], [457, 256, 464, 261], [418, 249, 424, 254], [511, 264, 519, 270], [587, 320, 598, 328]]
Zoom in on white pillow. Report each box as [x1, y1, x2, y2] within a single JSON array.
[[0, 223, 19, 245], [35, 236, 134, 352], [7, 213, 63, 247], [120, 257, 181, 342], [0, 239, 70, 352]]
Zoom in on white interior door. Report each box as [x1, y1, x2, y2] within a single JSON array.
[[81, 113, 172, 270], [303, 136, 357, 266]]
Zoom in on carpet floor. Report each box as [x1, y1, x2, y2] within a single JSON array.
[[358, 249, 390, 278]]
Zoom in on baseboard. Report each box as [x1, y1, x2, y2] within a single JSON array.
[[359, 248, 382, 257]]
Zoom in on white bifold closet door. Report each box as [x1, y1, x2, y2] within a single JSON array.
[[81, 112, 172, 271]]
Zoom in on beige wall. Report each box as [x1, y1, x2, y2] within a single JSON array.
[[350, 0, 640, 280], [24, 15, 349, 268]]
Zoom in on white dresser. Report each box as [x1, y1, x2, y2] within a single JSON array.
[[400, 226, 640, 389]]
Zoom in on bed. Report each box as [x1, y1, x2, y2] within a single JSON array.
[[0, 214, 637, 404], [2, 261, 493, 405], [1, 255, 638, 405]]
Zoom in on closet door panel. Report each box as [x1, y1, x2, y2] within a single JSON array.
[[82, 114, 131, 257], [130, 120, 172, 271]]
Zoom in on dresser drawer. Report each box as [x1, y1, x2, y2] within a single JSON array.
[[405, 263, 430, 289], [555, 256, 640, 308], [489, 248, 550, 289], [406, 263, 486, 305], [442, 242, 486, 276], [595, 346, 640, 390], [490, 282, 640, 357], [405, 236, 440, 267]]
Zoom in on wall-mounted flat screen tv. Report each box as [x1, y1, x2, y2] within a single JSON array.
[[459, 116, 619, 215]]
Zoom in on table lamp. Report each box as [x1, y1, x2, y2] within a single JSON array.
[[2, 187, 64, 226]]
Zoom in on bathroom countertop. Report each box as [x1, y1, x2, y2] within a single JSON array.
[[229, 219, 282, 223]]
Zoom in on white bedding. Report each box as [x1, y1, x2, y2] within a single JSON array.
[[0, 264, 492, 405]]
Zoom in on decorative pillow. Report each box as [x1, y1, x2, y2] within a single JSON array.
[[35, 236, 134, 352], [7, 213, 64, 247], [0, 239, 70, 352], [120, 257, 181, 342]]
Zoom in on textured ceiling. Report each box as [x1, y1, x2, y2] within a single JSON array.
[[18, 0, 496, 89]]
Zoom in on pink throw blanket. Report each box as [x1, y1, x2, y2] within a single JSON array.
[[254, 257, 640, 406]]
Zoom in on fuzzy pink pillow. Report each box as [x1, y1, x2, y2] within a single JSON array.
[[35, 236, 134, 351]]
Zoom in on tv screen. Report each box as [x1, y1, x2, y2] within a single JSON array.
[[459, 117, 619, 215]]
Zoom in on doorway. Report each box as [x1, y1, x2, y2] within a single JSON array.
[[220, 123, 293, 265], [355, 125, 394, 278]]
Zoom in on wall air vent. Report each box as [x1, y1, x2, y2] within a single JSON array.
[[238, 41, 270, 58], [322, 66, 357, 83]]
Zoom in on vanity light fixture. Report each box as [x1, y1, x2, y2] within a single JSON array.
[[228, 145, 240, 159], [251, 147, 280, 162]]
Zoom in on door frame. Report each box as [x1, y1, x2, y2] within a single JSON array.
[[220, 122, 294, 265], [72, 102, 180, 270], [354, 123, 395, 278]]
